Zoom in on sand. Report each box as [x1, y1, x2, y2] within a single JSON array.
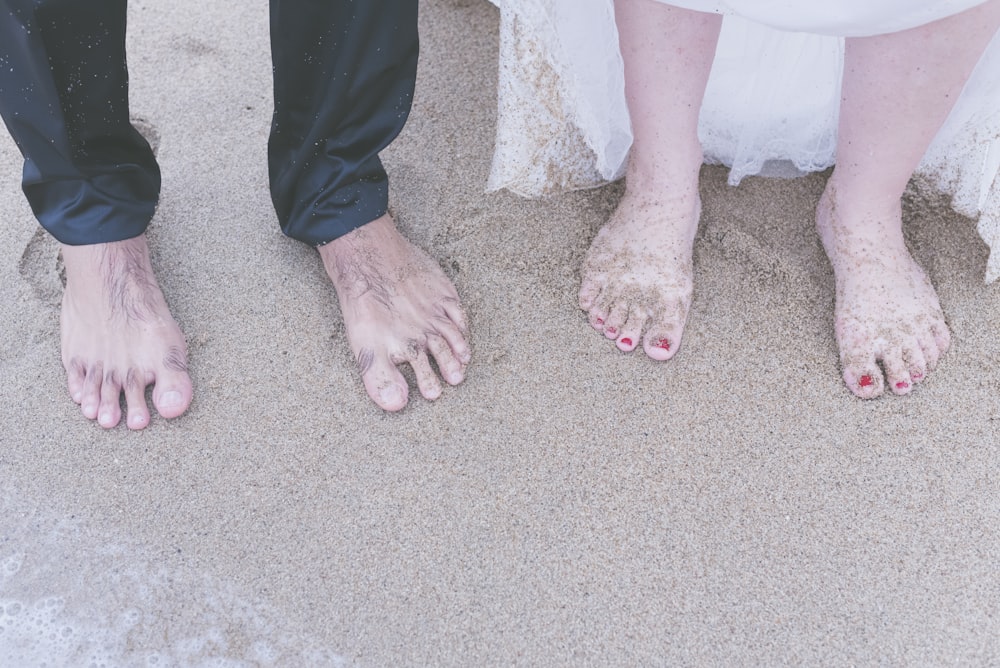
[[2, 0, 1000, 664]]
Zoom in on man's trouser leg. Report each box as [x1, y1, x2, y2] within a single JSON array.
[[268, 0, 419, 245], [0, 0, 159, 245]]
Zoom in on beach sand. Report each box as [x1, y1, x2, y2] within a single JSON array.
[[2, 0, 1000, 664]]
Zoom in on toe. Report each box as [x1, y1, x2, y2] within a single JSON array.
[[433, 318, 472, 366], [588, 288, 614, 331], [589, 308, 608, 331], [931, 322, 951, 356], [838, 322, 884, 398], [80, 363, 103, 420], [65, 358, 86, 404], [152, 383, 192, 420], [151, 373, 192, 420], [641, 295, 691, 362], [440, 297, 469, 335], [616, 310, 645, 352], [903, 342, 927, 385], [843, 360, 883, 399], [411, 351, 443, 401], [604, 301, 629, 340], [97, 369, 124, 428], [642, 330, 679, 361], [152, 377, 192, 419], [882, 348, 913, 396], [616, 334, 639, 352], [427, 333, 465, 386], [579, 278, 602, 311], [918, 333, 941, 372], [151, 346, 192, 419], [362, 356, 409, 412], [123, 369, 151, 430]]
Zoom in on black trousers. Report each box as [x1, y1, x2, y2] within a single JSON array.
[[0, 0, 418, 246]]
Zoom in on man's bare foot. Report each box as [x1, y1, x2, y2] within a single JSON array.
[[61, 236, 193, 429], [817, 186, 950, 399], [579, 190, 701, 360], [318, 214, 471, 411]]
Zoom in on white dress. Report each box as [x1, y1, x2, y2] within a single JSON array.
[[486, 0, 1000, 282]]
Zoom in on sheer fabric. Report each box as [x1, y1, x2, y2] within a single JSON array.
[[487, 0, 1000, 282]]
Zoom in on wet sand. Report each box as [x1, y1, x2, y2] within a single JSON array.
[[2, 0, 1000, 664]]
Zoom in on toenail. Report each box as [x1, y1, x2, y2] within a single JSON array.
[[160, 391, 183, 408], [379, 386, 404, 405], [895, 381, 909, 390], [859, 375, 874, 388], [99, 412, 111, 424], [620, 337, 633, 347], [655, 338, 670, 350], [912, 372, 923, 380], [606, 327, 617, 335], [596, 317, 604, 324]]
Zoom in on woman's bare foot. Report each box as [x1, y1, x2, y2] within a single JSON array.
[[318, 214, 471, 411], [61, 236, 193, 429], [579, 190, 700, 360], [817, 187, 950, 398], [586, 0, 718, 362]]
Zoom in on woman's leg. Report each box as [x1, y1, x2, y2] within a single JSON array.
[[819, 0, 1000, 397], [581, 0, 721, 359]]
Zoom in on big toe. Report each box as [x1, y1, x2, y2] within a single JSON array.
[[362, 360, 409, 412], [642, 328, 681, 361], [841, 345, 883, 399], [153, 374, 193, 419], [641, 304, 689, 362]]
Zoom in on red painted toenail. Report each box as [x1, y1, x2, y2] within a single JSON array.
[[620, 337, 633, 347], [859, 375, 874, 388], [895, 381, 909, 389], [655, 338, 671, 350], [596, 317, 604, 324], [912, 372, 923, 380]]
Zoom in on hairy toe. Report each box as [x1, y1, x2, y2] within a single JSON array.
[[65, 358, 87, 404], [97, 369, 124, 428], [433, 317, 471, 366], [440, 297, 469, 335], [427, 334, 465, 386], [80, 363, 104, 419], [411, 352, 443, 401], [123, 372, 150, 430]]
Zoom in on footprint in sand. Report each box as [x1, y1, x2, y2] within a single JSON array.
[[18, 229, 63, 306]]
